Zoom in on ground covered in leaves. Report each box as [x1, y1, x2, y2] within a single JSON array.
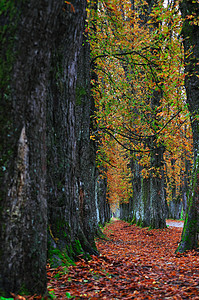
[[46, 219, 199, 299]]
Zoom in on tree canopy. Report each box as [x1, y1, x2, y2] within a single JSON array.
[[87, 0, 195, 212]]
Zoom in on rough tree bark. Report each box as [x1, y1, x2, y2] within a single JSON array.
[[168, 196, 183, 220], [96, 175, 111, 226], [85, 0, 111, 229], [177, 0, 199, 252], [146, 0, 167, 228], [0, 0, 64, 296], [47, 0, 100, 266], [75, 36, 99, 250], [76, 39, 111, 242], [130, 159, 150, 227], [149, 143, 167, 228], [120, 200, 134, 222]]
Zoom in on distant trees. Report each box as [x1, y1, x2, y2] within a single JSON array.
[[89, 0, 198, 251], [88, 0, 193, 228]]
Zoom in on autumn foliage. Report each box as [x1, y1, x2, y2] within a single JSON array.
[[88, 0, 193, 209], [45, 219, 199, 299]]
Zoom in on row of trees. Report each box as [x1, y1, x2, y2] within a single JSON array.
[[0, 0, 198, 297], [0, 0, 110, 297], [88, 0, 199, 248]]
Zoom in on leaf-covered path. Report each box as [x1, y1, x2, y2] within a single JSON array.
[[48, 220, 199, 299]]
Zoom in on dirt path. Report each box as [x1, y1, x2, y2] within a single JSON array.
[[48, 219, 199, 299], [112, 218, 184, 228], [166, 219, 184, 228]]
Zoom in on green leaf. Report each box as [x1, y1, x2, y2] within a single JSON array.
[[65, 292, 73, 299]]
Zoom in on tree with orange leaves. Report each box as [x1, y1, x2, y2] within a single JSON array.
[[88, 0, 193, 228]]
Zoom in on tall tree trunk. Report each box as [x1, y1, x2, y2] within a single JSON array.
[[75, 36, 99, 250], [168, 159, 183, 220], [120, 201, 133, 222], [47, 0, 99, 267], [129, 159, 150, 227], [88, 0, 111, 229], [0, 0, 63, 296], [96, 175, 111, 226], [177, 0, 199, 252], [123, 0, 167, 229], [149, 144, 167, 228]]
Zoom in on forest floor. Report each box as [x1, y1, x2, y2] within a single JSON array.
[[45, 219, 199, 300]]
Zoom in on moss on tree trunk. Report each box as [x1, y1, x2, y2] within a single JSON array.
[[176, 0, 199, 253]]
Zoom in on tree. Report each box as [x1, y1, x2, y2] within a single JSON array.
[[0, 0, 63, 295], [46, 0, 110, 268], [88, 0, 112, 228], [176, 0, 199, 252], [88, 0, 192, 228], [46, 0, 98, 267], [0, 0, 103, 296]]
